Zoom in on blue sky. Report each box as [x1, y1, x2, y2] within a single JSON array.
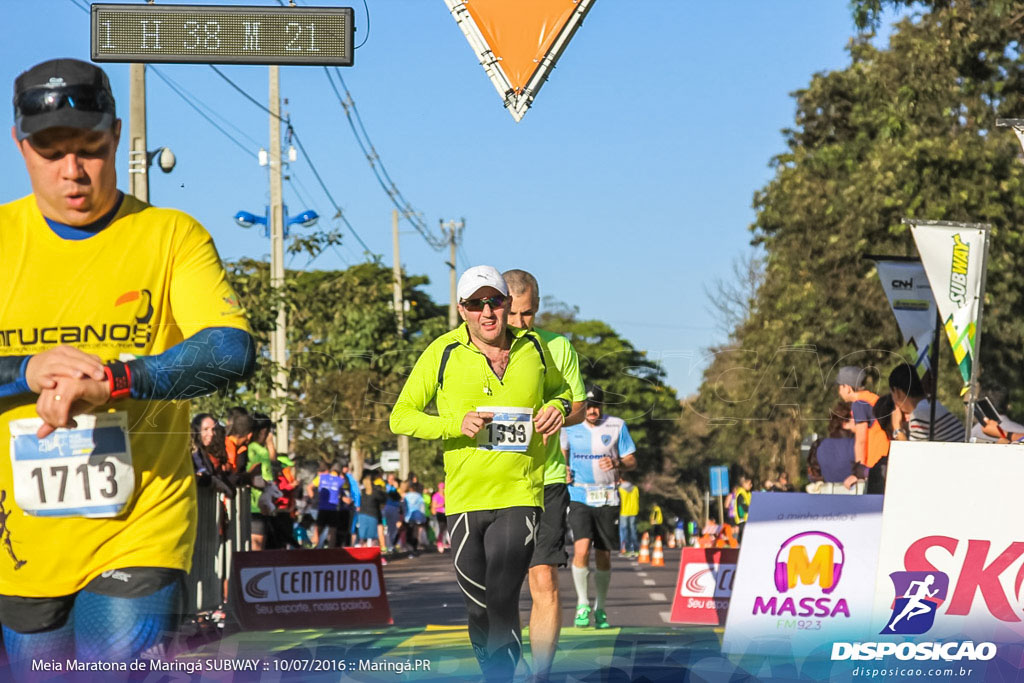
[[1, 1, 901, 397]]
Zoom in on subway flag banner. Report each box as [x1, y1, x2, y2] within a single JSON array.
[[908, 221, 989, 385], [442, 0, 596, 122]]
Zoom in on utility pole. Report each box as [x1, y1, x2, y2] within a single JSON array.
[[269, 66, 289, 456], [128, 63, 148, 202], [440, 219, 465, 328], [392, 210, 410, 480]]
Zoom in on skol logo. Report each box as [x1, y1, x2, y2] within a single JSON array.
[[904, 536, 1024, 623], [881, 571, 949, 635]]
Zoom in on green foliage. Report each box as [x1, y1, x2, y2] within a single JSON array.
[[537, 309, 700, 520], [193, 258, 448, 479], [686, 0, 1024, 488]]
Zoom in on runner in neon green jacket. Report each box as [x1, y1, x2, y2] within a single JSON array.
[[389, 265, 570, 682]]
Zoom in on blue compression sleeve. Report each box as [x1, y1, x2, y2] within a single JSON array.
[[127, 327, 256, 400], [0, 356, 31, 399]]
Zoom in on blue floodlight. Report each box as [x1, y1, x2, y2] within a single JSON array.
[[288, 209, 319, 228], [234, 210, 266, 228]]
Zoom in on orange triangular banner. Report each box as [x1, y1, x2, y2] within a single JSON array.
[[444, 0, 596, 121]]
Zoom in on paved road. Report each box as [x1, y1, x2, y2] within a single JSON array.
[[383, 544, 683, 631]]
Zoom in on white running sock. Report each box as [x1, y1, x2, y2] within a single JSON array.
[[571, 564, 590, 607], [594, 569, 611, 610]]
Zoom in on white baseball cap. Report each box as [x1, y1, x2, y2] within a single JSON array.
[[457, 265, 508, 302]]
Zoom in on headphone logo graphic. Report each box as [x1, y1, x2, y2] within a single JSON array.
[[773, 531, 845, 594]]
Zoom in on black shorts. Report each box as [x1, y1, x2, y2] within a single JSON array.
[[568, 502, 620, 552], [0, 567, 184, 633], [530, 483, 569, 568], [251, 512, 270, 536], [317, 508, 341, 529]]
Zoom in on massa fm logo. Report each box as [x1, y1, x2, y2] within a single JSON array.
[[752, 531, 851, 619]]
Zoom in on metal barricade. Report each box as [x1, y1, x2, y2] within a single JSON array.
[[184, 484, 251, 616]]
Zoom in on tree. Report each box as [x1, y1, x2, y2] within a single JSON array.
[[686, 0, 1024, 486]]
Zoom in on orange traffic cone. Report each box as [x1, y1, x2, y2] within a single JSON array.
[[638, 532, 650, 564], [668, 534, 676, 549], [651, 536, 666, 567]]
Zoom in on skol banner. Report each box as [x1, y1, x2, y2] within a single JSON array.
[[870, 442, 1024, 645], [721, 492, 884, 657], [908, 221, 989, 385], [875, 260, 937, 373]]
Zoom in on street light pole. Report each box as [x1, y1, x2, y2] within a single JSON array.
[[392, 210, 411, 479], [440, 218, 465, 329], [269, 66, 289, 455], [128, 63, 148, 202]]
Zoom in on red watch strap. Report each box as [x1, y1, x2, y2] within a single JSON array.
[[103, 361, 132, 401]]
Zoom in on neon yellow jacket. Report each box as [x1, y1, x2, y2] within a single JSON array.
[[390, 324, 571, 514]]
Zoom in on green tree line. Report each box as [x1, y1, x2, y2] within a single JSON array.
[[687, 0, 1024, 487]]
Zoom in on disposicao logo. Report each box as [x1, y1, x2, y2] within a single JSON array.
[[881, 571, 949, 635], [751, 531, 850, 618]]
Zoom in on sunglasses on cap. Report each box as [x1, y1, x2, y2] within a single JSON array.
[[460, 295, 507, 312], [14, 85, 116, 120]]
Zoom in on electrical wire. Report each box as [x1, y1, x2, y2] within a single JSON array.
[[148, 68, 258, 159], [150, 67, 262, 148], [209, 65, 378, 257], [323, 67, 447, 251]]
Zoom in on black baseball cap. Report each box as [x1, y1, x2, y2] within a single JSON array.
[[585, 383, 605, 406], [13, 58, 116, 141]]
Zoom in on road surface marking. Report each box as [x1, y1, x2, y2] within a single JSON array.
[[636, 572, 648, 577], [659, 611, 672, 623], [643, 579, 656, 586], [649, 592, 667, 602]]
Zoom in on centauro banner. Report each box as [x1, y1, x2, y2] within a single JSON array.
[[875, 261, 937, 374], [908, 221, 988, 385]]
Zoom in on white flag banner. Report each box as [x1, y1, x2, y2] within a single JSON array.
[[909, 221, 988, 385], [875, 260, 937, 373]]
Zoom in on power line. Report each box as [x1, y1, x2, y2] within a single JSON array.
[[323, 67, 448, 251], [148, 68, 258, 159], [210, 65, 378, 257]]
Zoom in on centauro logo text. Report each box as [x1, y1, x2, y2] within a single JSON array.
[[831, 641, 996, 662]]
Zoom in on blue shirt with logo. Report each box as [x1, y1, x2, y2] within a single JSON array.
[[317, 473, 344, 510], [561, 415, 636, 506]]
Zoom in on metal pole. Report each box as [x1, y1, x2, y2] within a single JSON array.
[[128, 63, 148, 202], [928, 311, 941, 441], [448, 223, 458, 329], [964, 226, 992, 442], [269, 66, 289, 455], [392, 210, 410, 479]]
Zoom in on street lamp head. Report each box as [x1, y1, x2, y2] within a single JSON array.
[[291, 209, 319, 228], [234, 210, 263, 228], [145, 146, 176, 173]]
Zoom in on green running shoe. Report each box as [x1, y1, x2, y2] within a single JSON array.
[[594, 608, 611, 629], [574, 604, 591, 628]]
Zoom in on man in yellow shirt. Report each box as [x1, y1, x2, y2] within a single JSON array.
[[618, 479, 640, 558], [0, 59, 253, 671]]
